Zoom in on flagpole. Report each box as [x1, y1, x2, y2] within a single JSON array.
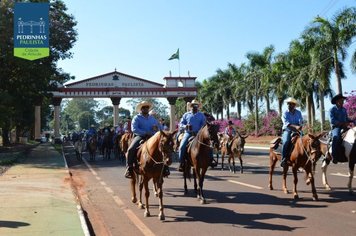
[[178, 58, 181, 77]]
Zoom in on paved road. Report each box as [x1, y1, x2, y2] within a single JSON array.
[[63, 143, 356, 236]]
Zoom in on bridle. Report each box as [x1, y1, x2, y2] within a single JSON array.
[[197, 124, 219, 149]]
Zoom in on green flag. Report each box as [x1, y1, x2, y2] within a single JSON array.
[[168, 48, 179, 60]]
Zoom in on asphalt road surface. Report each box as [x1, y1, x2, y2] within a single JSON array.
[[63, 142, 356, 236]]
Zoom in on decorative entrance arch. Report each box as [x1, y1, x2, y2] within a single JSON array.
[[36, 70, 197, 142]]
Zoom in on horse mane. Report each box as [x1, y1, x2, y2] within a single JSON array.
[[195, 124, 211, 144]]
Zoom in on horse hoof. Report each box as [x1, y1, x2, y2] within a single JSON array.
[[306, 178, 311, 185], [131, 197, 137, 204], [294, 195, 299, 200], [313, 195, 319, 201], [138, 203, 144, 209], [283, 189, 288, 194], [268, 185, 273, 190], [144, 211, 150, 217], [325, 184, 331, 191], [200, 199, 206, 204], [158, 213, 165, 221]]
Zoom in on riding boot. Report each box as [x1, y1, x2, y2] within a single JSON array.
[[163, 165, 170, 177], [332, 154, 338, 164], [209, 158, 217, 168], [124, 166, 134, 179], [178, 162, 184, 172]]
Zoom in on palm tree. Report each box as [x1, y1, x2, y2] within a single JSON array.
[[228, 63, 247, 119], [216, 68, 234, 119], [287, 39, 314, 128], [307, 7, 356, 94], [302, 29, 334, 131], [271, 52, 290, 115]]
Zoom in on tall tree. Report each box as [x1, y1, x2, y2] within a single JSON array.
[[0, 0, 77, 144], [307, 7, 356, 94]]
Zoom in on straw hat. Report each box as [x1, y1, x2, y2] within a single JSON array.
[[331, 94, 347, 104], [189, 99, 201, 108], [136, 101, 153, 113], [285, 97, 298, 106]]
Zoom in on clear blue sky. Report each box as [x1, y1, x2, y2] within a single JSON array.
[[58, 0, 356, 115]]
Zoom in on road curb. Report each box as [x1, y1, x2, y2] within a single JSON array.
[[61, 144, 91, 236]]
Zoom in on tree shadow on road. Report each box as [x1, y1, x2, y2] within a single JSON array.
[[167, 204, 305, 232]]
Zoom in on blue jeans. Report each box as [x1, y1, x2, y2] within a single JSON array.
[[127, 135, 144, 166], [178, 132, 214, 164], [281, 130, 292, 163], [179, 132, 192, 164], [331, 127, 341, 159]]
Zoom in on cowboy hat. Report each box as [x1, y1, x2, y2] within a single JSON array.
[[136, 101, 153, 113], [285, 97, 298, 106], [228, 120, 233, 125], [331, 94, 347, 104], [148, 109, 156, 115], [189, 99, 201, 108]]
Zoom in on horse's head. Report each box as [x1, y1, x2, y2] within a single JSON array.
[[206, 122, 220, 150], [302, 133, 324, 162], [157, 130, 176, 166]]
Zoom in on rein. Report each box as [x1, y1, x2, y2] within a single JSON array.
[[298, 134, 318, 167], [143, 134, 166, 165], [196, 125, 215, 149]]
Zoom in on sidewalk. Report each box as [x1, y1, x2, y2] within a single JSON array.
[[0, 143, 88, 236]]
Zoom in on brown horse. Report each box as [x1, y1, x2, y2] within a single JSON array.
[[113, 133, 125, 162], [183, 123, 220, 204], [88, 135, 97, 161], [130, 130, 176, 220], [120, 132, 134, 155], [220, 133, 248, 173], [268, 133, 324, 200]]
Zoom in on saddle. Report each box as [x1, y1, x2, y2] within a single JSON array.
[[270, 134, 299, 156]]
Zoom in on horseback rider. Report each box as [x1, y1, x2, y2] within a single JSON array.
[[124, 101, 169, 179], [86, 125, 97, 148], [123, 117, 132, 133], [329, 94, 355, 164], [102, 123, 111, 136], [178, 99, 216, 172], [280, 97, 303, 168], [224, 120, 236, 154]]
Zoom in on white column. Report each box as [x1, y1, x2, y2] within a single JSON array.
[[169, 105, 176, 132], [113, 104, 119, 127]]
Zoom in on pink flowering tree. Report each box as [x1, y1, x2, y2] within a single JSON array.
[[344, 90, 356, 121]]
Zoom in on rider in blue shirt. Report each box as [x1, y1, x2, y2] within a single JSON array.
[[329, 94, 355, 164], [178, 99, 207, 171], [281, 97, 303, 168], [124, 101, 161, 178]]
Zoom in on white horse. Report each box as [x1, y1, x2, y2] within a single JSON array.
[[320, 127, 356, 194], [74, 139, 83, 161]]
